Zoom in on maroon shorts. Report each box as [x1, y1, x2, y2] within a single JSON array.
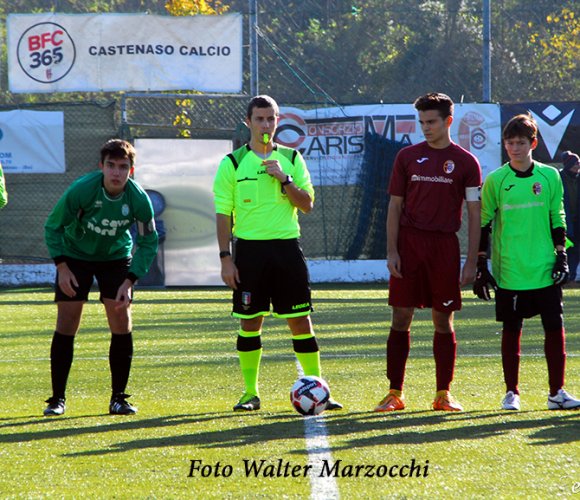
[[388, 226, 461, 312]]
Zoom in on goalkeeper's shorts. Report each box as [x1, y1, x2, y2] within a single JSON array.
[[495, 285, 562, 322]]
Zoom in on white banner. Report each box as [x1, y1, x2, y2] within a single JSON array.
[[0, 110, 65, 173], [134, 138, 231, 286], [7, 13, 242, 93], [277, 103, 502, 185]]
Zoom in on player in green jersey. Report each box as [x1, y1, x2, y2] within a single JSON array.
[[475, 114, 580, 410], [213, 95, 342, 412], [43, 139, 158, 416], [0, 162, 7, 209]]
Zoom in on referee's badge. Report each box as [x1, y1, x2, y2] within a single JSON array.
[[443, 160, 455, 174], [242, 291, 252, 310], [532, 182, 542, 195]]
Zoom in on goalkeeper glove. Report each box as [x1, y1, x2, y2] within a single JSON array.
[[552, 250, 569, 285], [473, 255, 498, 301]]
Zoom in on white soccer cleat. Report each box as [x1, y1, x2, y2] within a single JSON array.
[[501, 391, 520, 411], [547, 389, 580, 410]]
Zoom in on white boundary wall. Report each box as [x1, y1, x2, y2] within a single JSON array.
[[0, 260, 389, 287]]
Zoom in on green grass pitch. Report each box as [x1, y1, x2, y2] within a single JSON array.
[[0, 285, 578, 498]]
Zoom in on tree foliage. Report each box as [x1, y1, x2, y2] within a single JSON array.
[[0, 0, 577, 106], [252, 0, 578, 104], [165, 0, 229, 16], [164, 1, 231, 137], [491, 0, 579, 101]]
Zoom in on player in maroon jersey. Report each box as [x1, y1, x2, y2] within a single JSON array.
[[375, 93, 482, 412]]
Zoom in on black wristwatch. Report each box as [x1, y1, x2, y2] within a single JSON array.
[[219, 250, 231, 259], [281, 175, 293, 186]]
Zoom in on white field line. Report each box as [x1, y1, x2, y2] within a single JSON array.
[[295, 361, 340, 500], [1, 352, 577, 363]]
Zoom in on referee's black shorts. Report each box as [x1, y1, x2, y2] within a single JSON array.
[[495, 285, 563, 322], [232, 238, 312, 319]]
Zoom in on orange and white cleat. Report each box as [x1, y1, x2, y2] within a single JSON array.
[[432, 390, 463, 411], [374, 389, 405, 412]]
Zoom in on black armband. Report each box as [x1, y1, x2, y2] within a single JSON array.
[[551, 226, 566, 247], [478, 222, 492, 254]]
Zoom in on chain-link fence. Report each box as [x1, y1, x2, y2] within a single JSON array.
[[0, 102, 117, 263], [120, 93, 248, 141], [249, 0, 578, 105], [1, 1, 577, 106], [0, 0, 577, 265]]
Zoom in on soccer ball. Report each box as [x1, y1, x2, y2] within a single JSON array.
[[290, 376, 330, 416]]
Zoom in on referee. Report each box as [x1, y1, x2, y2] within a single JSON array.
[[213, 95, 342, 412]]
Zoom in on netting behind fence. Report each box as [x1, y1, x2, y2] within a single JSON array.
[[0, 102, 117, 263], [121, 93, 374, 260], [120, 94, 249, 140], [0, 0, 577, 266]]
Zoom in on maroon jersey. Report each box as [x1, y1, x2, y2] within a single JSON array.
[[388, 141, 482, 233]]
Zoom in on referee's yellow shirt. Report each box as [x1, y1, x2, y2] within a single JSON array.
[[213, 145, 314, 240]]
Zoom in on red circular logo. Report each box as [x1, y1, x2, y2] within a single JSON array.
[[17, 22, 76, 84]]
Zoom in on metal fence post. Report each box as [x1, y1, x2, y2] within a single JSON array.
[[249, 0, 259, 96]]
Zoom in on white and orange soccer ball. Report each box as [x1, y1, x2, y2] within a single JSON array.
[[290, 376, 330, 416]]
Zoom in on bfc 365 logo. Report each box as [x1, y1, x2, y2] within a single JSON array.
[[17, 22, 76, 84]]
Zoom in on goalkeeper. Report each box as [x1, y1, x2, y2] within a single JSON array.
[[475, 113, 580, 411]]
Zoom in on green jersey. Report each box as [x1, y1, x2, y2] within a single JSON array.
[[213, 144, 314, 240], [0, 163, 7, 209], [481, 161, 565, 290], [45, 170, 158, 280]]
